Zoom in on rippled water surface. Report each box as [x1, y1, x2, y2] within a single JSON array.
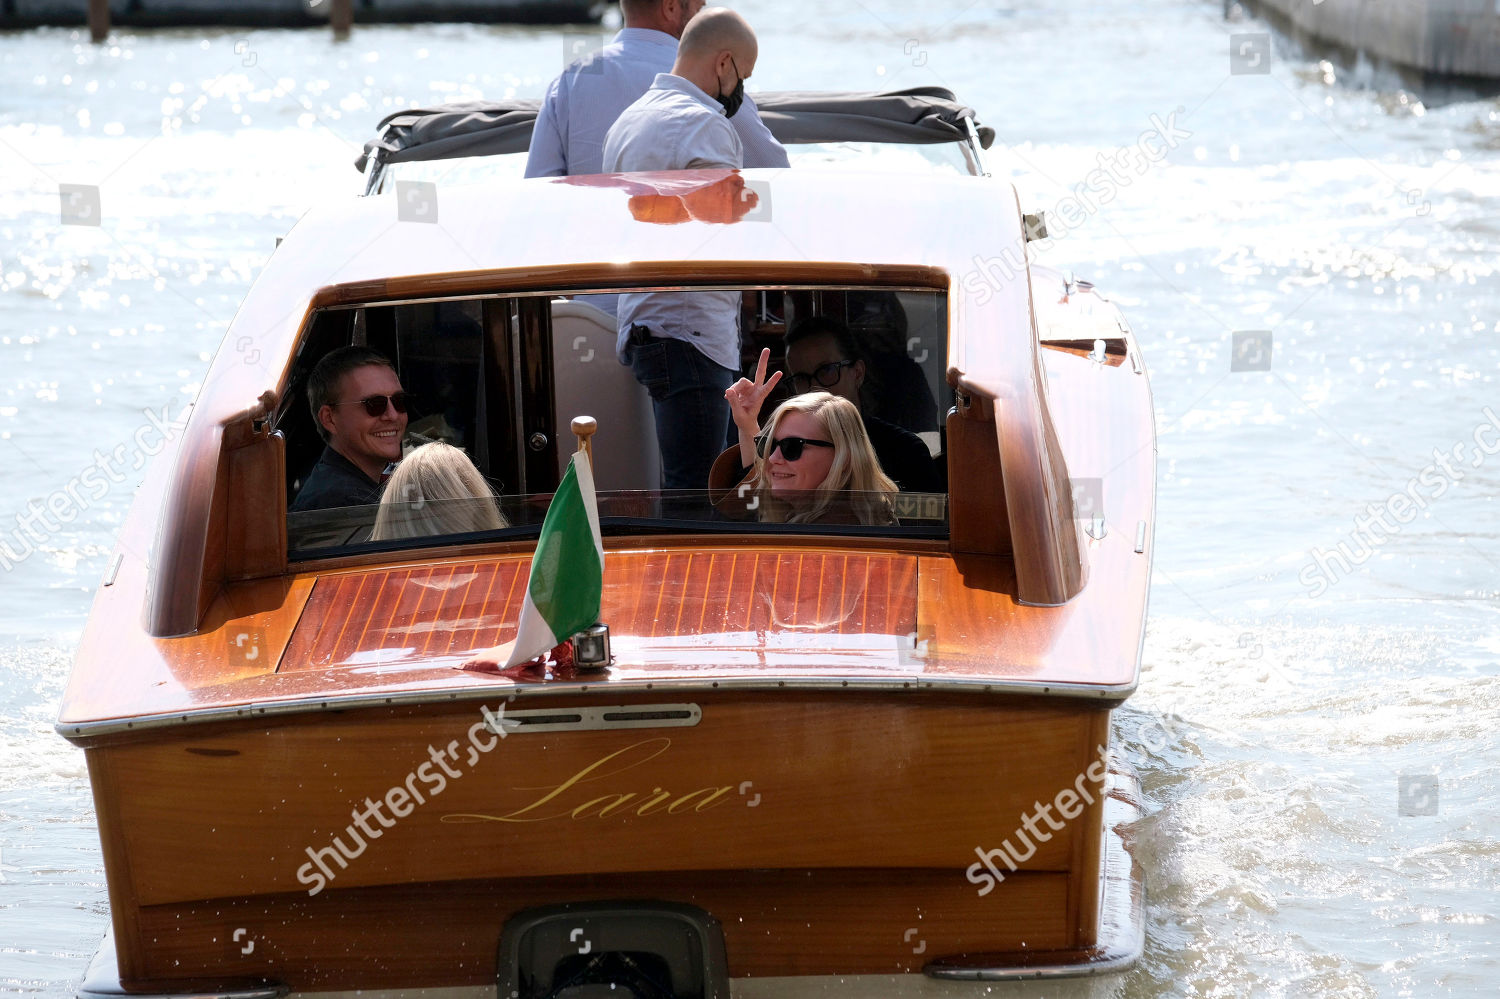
[[1, 0, 1497, 995]]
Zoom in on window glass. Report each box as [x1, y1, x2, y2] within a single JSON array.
[[281, 285, 951, 558]]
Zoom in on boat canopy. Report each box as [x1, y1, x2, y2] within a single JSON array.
[[355, 87, 996, 193]]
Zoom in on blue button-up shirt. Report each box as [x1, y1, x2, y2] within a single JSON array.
[[603, 73, 742, 172], [525, 27, 788, 178], [603, 74, 745, 372]]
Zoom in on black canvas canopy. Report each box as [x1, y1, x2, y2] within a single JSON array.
[[355, 87, 994, 180]]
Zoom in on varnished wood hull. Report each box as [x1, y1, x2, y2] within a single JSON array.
[[81, 690, 1137, 993]]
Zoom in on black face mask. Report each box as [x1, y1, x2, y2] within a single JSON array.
[[716, 56, 745, 119]]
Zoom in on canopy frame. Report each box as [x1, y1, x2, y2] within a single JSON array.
[[357, 87, 994, 195]]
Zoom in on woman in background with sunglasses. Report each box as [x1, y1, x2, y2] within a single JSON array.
[[718, 349, 897, 526]]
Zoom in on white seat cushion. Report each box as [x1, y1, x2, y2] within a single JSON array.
[[550, 299, 661, 491]]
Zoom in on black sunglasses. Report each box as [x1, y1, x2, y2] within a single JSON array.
[[333, 392, 410, 417], [758, 435, 835, 462], [789, 359, 856, 394]]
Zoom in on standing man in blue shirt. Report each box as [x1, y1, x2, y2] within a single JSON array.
[[602, 9, 760, 497], [525, 0, 787, 178]]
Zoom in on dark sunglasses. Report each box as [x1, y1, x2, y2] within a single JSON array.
[[333, 392, 410, 417], [758, 435, 835, 462], [789, 359, 856, 394]]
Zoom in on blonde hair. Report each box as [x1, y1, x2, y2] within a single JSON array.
[[752, 392, 897, 526], [371, 442, 508, 541]]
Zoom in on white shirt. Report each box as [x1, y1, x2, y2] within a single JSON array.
[[525, 28, 788, 179], [604, 74, 745, 372], [603, 73, 742, 172]]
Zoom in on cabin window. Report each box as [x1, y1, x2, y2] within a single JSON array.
[[280, 285, 951, 558]]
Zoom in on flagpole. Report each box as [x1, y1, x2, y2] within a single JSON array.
[[567, 415, 608, 670], [571, 416, 596, 470], [461, 416, 603, 675]]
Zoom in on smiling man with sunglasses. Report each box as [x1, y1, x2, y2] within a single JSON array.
[[291, 346, 410, 512]]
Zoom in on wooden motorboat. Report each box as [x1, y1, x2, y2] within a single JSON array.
[[60, 90, 1155, 998]]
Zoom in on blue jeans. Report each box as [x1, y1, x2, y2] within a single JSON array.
[[624, 332, 736, 492]]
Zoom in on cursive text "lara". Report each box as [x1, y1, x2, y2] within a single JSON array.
[[440, 737, 737, 823]]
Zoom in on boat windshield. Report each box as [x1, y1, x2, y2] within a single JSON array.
[[289, 490, 949, 553], [279, 283, 952, 560]]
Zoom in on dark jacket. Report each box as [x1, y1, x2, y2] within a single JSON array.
[[865, 415, 940, 492], [290, 446, 384, 512]]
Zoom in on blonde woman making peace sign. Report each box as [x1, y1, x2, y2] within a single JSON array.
[[719, 348, 897, 526]]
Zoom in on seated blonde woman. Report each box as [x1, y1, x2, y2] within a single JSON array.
[[718, 349, 897, 526], [370, 442, 508, 541]]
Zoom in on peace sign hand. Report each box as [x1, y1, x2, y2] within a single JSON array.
[[724, 348, 783, 438]]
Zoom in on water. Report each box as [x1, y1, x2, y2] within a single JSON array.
[[1, 0, 1497, 995]]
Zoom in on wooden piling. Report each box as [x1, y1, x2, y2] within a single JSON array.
[[87, 0, 107, 42], [331, 0, 352, 39]]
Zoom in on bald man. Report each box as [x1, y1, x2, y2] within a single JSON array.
[[525, 0, 785, 178], [603, 9, 759, 172], [603, 8, 761, 495]]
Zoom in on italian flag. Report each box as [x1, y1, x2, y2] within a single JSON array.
[[505, 452, 604, 668]]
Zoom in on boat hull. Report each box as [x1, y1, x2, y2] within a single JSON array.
[[83, 689, 1131, 992]]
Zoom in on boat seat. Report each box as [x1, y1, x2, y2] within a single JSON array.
[[550, 299, 661, 491]]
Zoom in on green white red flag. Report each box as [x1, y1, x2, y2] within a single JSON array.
[[504, 452, 604, 668]]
